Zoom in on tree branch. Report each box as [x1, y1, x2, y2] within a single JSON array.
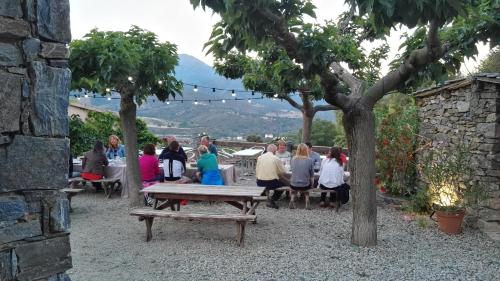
[[363, 20, 444, 107], [330, 62, 363, 96], [282, 95, 303, 111], [313, 104, 338, 113]]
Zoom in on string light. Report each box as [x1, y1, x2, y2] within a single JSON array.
[[77, 95, 81, 100], [128, 76, 133, 82], [248, 99, 251, 103], [106, 88, 111, 93], [222, 99, 226, 103], [166, 101, 170, 105], [107, 97, 111, 101], [231, 89, 236, 97], [158, 80, 163, 85], [193, 85, 198, 92], [84, 93, 88, 98], [273, 93, 279, 98], [194, 101, 199, 105]]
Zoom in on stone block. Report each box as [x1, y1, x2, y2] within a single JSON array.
[[48, 59, 69, 68], [25, 0, 36, 22], [47, 273, 71, 281], [0, 219, 42, 244], [479, 208, 500, 221], [22, 38, 40, 62], [456, 101, 470, 112], [0, 17, 30, 39], [37, 0, 71, 43], [478, 219, 500, 232], [485, 113, 497, 123], [0, 70, 22, 133], [0, 42, 22, 66], [0, 248, 17, 281], [477, 123, 496, 138], [30, 62, 70, 137], [50, 198, 70, 233], [0, 0, 23, 18], [0, 196, 26, 221], [489, 197, 500, 209], [40, 42, 69, 59], [15, 235, 72, 281], [0, 136, 69, 192], [7, 67, 26, 76]]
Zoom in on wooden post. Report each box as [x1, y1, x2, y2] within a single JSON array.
[[236, 221, 246, 247], [305, 192, 310, 210], [145, 217, 154, 242]]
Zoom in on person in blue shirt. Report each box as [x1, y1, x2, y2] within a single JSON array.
[[106, 135, 125, 159], [196, 145, 223, 185]]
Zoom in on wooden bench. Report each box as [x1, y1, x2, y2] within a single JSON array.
[[70, 177, 121, 198], [130, 208, 256, 247], [274, 187, 340, 212], [60, 188, 84, 212]]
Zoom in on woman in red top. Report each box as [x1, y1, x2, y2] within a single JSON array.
[[139, 143, 161, 182]]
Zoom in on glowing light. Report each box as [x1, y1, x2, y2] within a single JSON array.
[[128, 76, 133, 81], [166, 101, 170, 105], [106, 88, 111, 92], [77, 96, 81, 100], [84, 93, 88, 98], [231, 90, 236, 97], [194, 101, 199, 105], [221, 99, 226, 103], [107, 97, 111, 101], [158, 80, 163, 85], [193, 85, 198, 92], [248, 99, 252, 103], [273, 93, 279, 98]]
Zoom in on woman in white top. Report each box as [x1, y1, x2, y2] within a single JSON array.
[[318, 147, 346, 208]]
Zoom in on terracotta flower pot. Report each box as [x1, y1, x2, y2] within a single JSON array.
[[435, 209, 466, 235]]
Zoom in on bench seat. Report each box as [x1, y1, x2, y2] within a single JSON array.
[[130, 208, 256, 246], [69, 177, 121, 198]]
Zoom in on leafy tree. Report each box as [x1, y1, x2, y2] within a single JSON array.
[[191, 0, 498, 246], [246, 134, 263, 143], [69, 111, 160, 157], [477, 47, 500, 73], [298, 119, 334, 147], [70, 27, 182, 206]]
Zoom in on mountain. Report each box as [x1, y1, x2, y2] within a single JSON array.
[[76, 54, 335, 138]]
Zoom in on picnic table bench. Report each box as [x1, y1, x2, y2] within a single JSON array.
[[131, 183, 266, 247], [69, 177, 121, 198], [130, 208, 256, 246], [274, 186, 340, 212], [60, 187, 84, 212]]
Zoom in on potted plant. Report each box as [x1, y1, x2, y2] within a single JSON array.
[[420, 144, 486, 235]]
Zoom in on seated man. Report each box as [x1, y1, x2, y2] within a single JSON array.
[[275, 140, 291, 166], [201, 136, 218, 156], [305, 142, 321, 172], [256, 144, 290, 209]]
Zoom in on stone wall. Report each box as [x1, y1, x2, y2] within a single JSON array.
[[0, 0, 72, 280], [415, 77, 500, 240]]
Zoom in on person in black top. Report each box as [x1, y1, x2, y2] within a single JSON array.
[[159, 141, 187, 181]]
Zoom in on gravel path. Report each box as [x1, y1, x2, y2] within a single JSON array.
[[67, 191, 499, 281]]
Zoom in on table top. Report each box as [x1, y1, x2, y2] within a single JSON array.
[[232, 149, 263, 157], [184, 164, 234, 170], [142, 183, 265, 198]]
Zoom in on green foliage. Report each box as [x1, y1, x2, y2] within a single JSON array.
[[246, 134, 263, 143], [332, 111, 347, 148], [477, 47, 500, 73], [419, 144, 487, 212], [375, 93, 419, 196], [68, 111, 159, 156], [69, 26, 183, 104]]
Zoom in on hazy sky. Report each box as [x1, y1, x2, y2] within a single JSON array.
[[70, 0, 488, 75]]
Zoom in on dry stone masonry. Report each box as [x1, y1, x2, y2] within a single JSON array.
[[0, 0, 72, 280], [414, 74, 500, 240]]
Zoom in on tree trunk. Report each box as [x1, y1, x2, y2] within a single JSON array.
[[119, 92, 143, 207], [343, 103, 377, 246], [301, 110, 314, 143]]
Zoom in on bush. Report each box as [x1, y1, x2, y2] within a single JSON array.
[[246, 134, 263, 143]]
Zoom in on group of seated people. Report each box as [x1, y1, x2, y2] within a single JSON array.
[[80, 135, 125, 182], [256, 141, 349, 209], [138, 136, 223, 186]]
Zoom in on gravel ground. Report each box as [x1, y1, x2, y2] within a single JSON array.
[[67, 190, 500, 281]]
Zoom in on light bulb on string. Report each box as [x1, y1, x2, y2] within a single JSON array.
[[128, 76, 133, 82], [166, 101, 170, 105], [273, 93, 279, 98], [222, 99, 226, 103], [84, 93, 88, 98], [248, 99, 252, 103], [212, 88, 216, 93], [107, 97, 111, 101], [106, 88, 111, 93], [194, 100, 199, 105], [193, 85, 198, 92], [158, 80, 163, 85], [231, 90, 236, 97], [77, 95, 81, 100]]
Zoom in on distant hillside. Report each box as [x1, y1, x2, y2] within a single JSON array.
[[77, 54, 335, 138]]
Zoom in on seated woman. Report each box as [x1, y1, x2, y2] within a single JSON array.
[[289, 143, 314, 209], [106, 135, 125, 159], [139, 143, 161, 183], [318, 147, 350, 208], [82, 141, 109, 186], [160, 141, 191, 183], [196, 145, 223, 185]]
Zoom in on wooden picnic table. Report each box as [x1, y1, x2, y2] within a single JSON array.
[[134, 183, 267, 246], [142, 183, 265, 215], [232, 148, 264, 173]]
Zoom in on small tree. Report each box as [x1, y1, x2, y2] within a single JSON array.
[[70, 27, 182, 206], [477, 47, 500, 73]]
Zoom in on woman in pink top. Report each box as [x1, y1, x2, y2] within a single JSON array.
[[139, 144, 161, 182]]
